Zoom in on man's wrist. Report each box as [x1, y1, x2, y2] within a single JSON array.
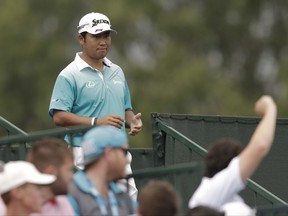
[[125, 122, 130, 128], [91, 117, 97, 126]]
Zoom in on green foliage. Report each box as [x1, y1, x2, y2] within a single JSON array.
[[0, 0, 287, 148]]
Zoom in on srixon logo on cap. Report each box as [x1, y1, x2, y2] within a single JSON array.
[[92, 19, 110, 27]]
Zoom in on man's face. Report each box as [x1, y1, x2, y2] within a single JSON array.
[[17, 183, 44, 213], [80, 31, 112, 60], [51, 156, 74, 195], [108, 145, 129, 180]]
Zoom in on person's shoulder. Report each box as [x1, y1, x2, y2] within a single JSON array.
[[104, 58, 123, 71], [68, 178, 78, 193], [61, 61, 79, 73], [111, 63, 122, 70], [108, 62, 122, 72], [57, 62, 80, 79], [114, 190, 136, 214], [229, 156, 240, 169]]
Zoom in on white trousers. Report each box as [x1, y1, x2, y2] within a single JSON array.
[[73, 147, 138, 200]]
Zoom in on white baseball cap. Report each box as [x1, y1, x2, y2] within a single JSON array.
[[0, 161, 56, 194], [77, 12, 117, 35]]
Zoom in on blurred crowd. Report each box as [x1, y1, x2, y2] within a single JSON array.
[[0, 95, 277, 216]]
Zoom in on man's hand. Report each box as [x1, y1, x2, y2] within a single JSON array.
[[96, 115, 124, 129], [129, 113, 143, 136], [255, 95, 276, 116]]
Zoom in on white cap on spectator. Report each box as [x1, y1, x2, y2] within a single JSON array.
[[0, 161, 56, 194]]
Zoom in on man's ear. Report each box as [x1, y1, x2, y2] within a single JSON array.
[[44, 165, 57, 175], [103, 147, 113, 155], [102, 147, 113, 161], [11, 186, 25, 200], [78, 34, 85, 45]]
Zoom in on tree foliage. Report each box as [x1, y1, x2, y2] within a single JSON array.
[[0, 0, 287, 147]]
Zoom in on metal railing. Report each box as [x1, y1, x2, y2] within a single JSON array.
[[257, 205, 288, 215], [128, 161, 201, 182], [0, 118, 93, 162], [0, 116, 27, 136], [0, 125, 93, 145]]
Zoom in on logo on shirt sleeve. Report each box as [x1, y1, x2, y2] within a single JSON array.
[[113, 80, 123, 86], [51, 98, 60, 103]]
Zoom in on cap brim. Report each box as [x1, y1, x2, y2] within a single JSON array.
[[90, 29, 117, 35], [28, 173, 56, 185]]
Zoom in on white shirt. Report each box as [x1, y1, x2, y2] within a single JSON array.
[[0, 197, 6, 216], [221, 202, 256, 216], [188, 157, 246, 209], [30, 195, 75, 216]]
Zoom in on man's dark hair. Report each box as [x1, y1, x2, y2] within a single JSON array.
[[204, 138, 244, 178], [80, 32, 87, 38]]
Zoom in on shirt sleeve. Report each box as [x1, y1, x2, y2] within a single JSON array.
[[48, 75, 75, 117], [124, 80, 132, 111]]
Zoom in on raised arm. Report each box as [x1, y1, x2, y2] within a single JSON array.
[[239, 95, 277, 181]]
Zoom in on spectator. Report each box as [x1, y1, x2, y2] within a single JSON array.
[[48, 11, 141, 198], [0, 161, 55, 216], [0, 161, 6, 215], [27, 137, 75, 216], [188, 95, 277, 213], [137, 180, 180, 216], [68, 126, 136, 215]]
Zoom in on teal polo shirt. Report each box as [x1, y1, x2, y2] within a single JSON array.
[[49, 53, 132, 147]]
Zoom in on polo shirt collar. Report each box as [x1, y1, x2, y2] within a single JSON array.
[[74, 52, 113, 71]]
